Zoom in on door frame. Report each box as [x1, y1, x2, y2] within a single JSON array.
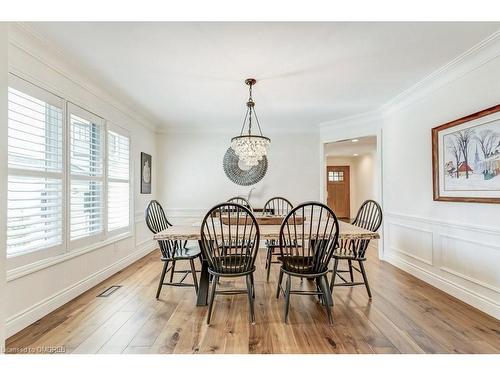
[[319, 126, 384, 259]]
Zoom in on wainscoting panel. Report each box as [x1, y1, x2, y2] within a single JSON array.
[[384, 212, 500, 319], [388, 222, 434, 265]]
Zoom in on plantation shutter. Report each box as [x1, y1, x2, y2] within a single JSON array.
[[107, 130, 130, 232], [69, 104, 105, 241], [7, 82, 64, 256]]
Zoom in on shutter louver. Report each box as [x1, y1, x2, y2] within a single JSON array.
[[69, 107, 104, 241], [7, 86, 64, 256], [107, 131, 130, 231]]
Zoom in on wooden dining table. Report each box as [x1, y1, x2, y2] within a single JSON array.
[[153, 219, 380, 306]]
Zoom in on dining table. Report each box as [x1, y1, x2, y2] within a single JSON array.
[[153, 217, 380, 306]]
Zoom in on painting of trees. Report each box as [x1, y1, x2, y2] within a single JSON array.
[[476, 129, 499, 158], [447, 138, 461, 178], [454, 128, 475, 178], [433, 104, 500, 203]]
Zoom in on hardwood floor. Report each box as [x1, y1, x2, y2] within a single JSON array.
[[6, 245, 500, 354]]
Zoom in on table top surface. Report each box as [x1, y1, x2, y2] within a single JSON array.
[[153, 219, 380, 241]]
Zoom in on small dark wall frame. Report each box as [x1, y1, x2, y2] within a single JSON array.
[[432, 104, 500, 204], [141, 152, 152, 194]]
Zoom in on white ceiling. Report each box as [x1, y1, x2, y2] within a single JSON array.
[[325, 136, 377, 157], [26, 22, 500, 132]]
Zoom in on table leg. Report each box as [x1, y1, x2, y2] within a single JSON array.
[[196, 240, 210, 306]]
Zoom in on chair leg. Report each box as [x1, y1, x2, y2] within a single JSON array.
[[207, 275, 218, 325], [329, 258, 339, 292], [156, 261, 169, 299], [348, 259, 354, 282], [169, 260, 176, 283], [319, 275, 334, 324], [266, 249, 272, 282], [250, 273, 255, 299], [246, 274, 256, 324], [276, 268, 284, 298], [284, 274, 291, 324], [358, 260, 372, 299], [189, 258, 199, 293]]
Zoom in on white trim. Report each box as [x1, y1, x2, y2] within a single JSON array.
[[385, 211, 500, 236], [384, 253, 500, 320], [317, 29, 500, 130], [438, 233, 500, 294], [380, 29, 500, 115], [5, 240, 157, 338], [7, 232, 133, 282], [383, 212, 500, 319], [389, 246, 433, 266], [318, 110, 381, 131], [8, 23, 160, 133]]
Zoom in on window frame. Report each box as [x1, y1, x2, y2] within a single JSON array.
[[7, 75, 68, 269], [6, 73, 134, 272]]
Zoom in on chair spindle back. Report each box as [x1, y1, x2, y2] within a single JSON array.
[[263, 197, 293, 216], [201, 203, 260, 275], [279, 202, 339, 275], [145, 200, 180, 259]]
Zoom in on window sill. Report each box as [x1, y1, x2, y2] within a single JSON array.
[[6, 231, 133, 282]]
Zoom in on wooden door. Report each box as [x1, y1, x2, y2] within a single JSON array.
[[326, 166, 350, 219]]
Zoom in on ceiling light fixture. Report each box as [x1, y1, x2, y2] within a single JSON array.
[[353, 153, 359, 156], [230, 78, 271, 168], [352, 139, 359, 143]]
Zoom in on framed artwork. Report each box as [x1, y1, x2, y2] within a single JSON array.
[[140, 152, 152, 194], [432, 104, 500, 203]]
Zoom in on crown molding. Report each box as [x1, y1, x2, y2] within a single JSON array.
[[156, 126, 319, 135], [8, 22, 162, 133], [319, 110, 382, 130], [379, 28, 500, 116], [317, 28, 500, 128]]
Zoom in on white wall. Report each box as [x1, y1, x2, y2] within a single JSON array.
[[381, 38, 500, 319], [157, 131, 320, 221], [354, 153, 377, 210], [319, 32, 500, 319], [4, 26, 159, 337], [0, 23, 8, 351], [326, 153, 376, 217]]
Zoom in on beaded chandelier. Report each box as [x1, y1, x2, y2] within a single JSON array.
[[230, 78, 271, 168]]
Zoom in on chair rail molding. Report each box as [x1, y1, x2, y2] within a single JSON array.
[[383, 212, 500, 319]]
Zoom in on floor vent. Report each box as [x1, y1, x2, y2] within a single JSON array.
[[97, 285, 122, 297]]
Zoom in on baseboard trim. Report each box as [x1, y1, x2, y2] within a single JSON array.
[[383, 252, 500, 320], [6, 240, 157, 338]]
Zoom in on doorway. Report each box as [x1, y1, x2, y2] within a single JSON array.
[[326, 165, 350, 218]]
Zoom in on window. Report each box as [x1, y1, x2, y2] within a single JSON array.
[[7, 78, 64, 257], [69, 104, 104, 242], [328, 170, 344, 182], [107, 129, 130, 232], [7, 75, 133, 266]]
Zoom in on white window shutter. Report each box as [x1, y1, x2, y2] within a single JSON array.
[[107, 130, 130, 232]]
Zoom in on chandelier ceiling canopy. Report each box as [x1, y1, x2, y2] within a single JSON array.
[[230, 78, 271, 168]]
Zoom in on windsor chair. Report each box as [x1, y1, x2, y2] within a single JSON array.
[[201, 203, 260, 324], [329, 200, 382, 299], [263, 197, 293, 282], [276, 202, 339, 324], [145, 200, 201, 299]]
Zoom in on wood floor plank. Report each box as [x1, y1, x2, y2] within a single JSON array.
[[6, 246, 500, 354]]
